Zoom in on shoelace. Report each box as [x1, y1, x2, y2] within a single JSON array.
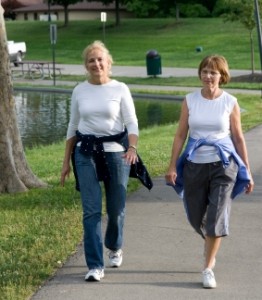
[[203, 269, 214, 279], [108, 250, 122, 259]]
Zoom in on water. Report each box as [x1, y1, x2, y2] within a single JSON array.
[[15, 91, 70, 148], [14, 91, 181, 148]]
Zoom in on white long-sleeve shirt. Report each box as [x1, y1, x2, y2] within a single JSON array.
[[66, 80, 139, 152]]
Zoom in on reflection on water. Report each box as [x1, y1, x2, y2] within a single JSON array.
[[14, 91, 181, 148], [15, 91, 70, 148]]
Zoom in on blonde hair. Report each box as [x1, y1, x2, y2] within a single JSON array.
[[198, 55, 230, 85], [82, 40, 113, 68]]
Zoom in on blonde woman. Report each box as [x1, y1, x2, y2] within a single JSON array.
[[61, 41, 139, 282]]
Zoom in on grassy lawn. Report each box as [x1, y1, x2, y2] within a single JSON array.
[[5, 18, 262, 70], [50, 74, 261, 91], [1, 17, 262, 299]]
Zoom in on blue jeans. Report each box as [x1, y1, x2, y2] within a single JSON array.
[[75, 147, 130, 270]]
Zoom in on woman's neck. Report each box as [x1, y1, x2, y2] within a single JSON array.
[[201, 87, 222, 100], [88, 76, 111, 85]]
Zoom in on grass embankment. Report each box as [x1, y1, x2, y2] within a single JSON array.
[[6, 18, 262, 70], [8, 18, 261, 91]]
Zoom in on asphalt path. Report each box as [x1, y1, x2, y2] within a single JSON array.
[[60, 64, 253, 78]]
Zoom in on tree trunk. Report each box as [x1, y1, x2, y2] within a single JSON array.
[[175, 2, 180, 21], [115, 0, 120, 26], [0, 4, 47, 193], [64, 4, 69, 27]]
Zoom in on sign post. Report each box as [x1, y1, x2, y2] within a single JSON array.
[[101, 12, 107, 43], [50, 24, 57, 86]]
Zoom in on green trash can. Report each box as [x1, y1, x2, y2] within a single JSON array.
[[146, 50, 162, 76]]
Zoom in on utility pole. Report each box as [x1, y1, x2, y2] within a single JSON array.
[[254, 0, 262, 97], [254, 0, 262, 71]]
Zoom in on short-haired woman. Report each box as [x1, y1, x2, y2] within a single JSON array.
[[165, 55, 254, 288]]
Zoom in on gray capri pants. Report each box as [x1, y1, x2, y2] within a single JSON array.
[[183, 158, 238, 238]]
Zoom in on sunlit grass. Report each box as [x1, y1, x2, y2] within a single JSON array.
[[6, 18, 261, 70]]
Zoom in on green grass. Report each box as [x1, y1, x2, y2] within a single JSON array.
[[54, 74, 261, 90], [5, 18, 262, 70], [0, 94, 262, 299]]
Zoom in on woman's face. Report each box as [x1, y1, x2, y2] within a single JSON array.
[[200, 66, 221, 88], [86, 48, 110, 79]]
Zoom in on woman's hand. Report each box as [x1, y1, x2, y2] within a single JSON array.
[[60, 162, 71, 186], [123, 147, 138, 165], [165, 168, 177, 186], [245, 175, 255, 194]]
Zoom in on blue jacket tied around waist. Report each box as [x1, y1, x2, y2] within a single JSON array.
[[167, 136, 250, 199]]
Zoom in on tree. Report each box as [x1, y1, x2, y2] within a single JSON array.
[[48, 0, 83, 27], [221, 0, 262, 74], [0, 3, 47, 193], [124, 0, 160, 17], [1, 0, 24, 20], [87, 0, 124, 26]]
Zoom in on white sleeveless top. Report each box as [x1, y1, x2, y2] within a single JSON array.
[[186, 90, 237, 163]]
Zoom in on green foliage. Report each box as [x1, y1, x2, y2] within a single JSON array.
[[221, 0, 260, 30], [218, 0, 262, 29], [125, 0, 160, 17], [179, 4, 211, 17]]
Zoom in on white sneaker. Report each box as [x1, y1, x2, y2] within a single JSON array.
[[202, 268, 217, 288], [85, 269, 104, 282], [108, 249, 123, 267]]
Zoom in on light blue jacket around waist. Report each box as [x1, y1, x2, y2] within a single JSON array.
[[167, 136, 250, 199]]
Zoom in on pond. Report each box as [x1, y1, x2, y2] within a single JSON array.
[[14, 90, 182, 148]]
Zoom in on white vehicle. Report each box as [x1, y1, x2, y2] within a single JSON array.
[[8, 41, 26, 66]]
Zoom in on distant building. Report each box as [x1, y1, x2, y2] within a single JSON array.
[[13, 1, 132, 22]]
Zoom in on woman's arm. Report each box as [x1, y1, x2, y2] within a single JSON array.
[[230, 102, 254, 193], [165, 99, 189, 185], [60, 136, 77, 186]]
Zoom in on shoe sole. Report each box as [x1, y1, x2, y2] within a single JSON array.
[[85, 274, 104, 282], [110, 264, 121, 268], [109, 260, 122, 268], [85, 276, 101, 282], [203, 284, 217, 289]]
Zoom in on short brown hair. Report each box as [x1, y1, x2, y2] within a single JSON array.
[[198, 55, 230, 85]]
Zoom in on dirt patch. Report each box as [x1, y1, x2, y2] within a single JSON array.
[[231, 73, 262, 83]]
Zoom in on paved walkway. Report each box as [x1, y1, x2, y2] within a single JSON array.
[[55, 64, 254, 78], [31, 125, 262, 300]]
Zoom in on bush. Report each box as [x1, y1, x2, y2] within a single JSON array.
[[212, 0, 231, 17], [180, 4, 211, 18]]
